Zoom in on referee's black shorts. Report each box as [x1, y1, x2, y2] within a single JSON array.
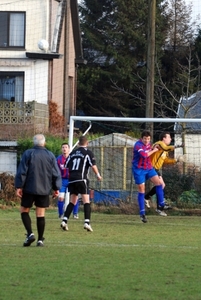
[[21, 192, 49, 208]]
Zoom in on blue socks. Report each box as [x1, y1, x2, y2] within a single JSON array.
[[137, 185, 164, 216], [156, 185, 165, 207], [58, 200, 64, 217], [138, 192, 145, 216]]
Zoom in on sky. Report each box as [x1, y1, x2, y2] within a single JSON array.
[[78, 1, 201, 27], [184, 0, 201, 22]]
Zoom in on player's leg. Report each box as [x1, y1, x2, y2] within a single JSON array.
[[144, 176, 165, 208], [58, 197, 64, 218], [150, 175, 164, 205], [80, 180, 93, 231], [61, 183, 77, 230], [82, 194, 93, 232], [144, 186, 156, 208], [61, 194, 76, 230], [73, 200, 79, 219], [145, 170, 164, 208], [137, 183, 147, 223], [132, 167, 147, 223], [35, 195, 49, 246], [64, 194, 77, 218], [20, 193, 35, 246], [156, 176, 165, 209], [156, 177, 170, 209], [155, 176, 170, 211], [58, 179, 68, 218], [64, 190, 70, 211], [150, 175, 167, 216]]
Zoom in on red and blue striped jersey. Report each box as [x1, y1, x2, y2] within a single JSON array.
[[56, 154, 69, 179], [132, 139, 153, 170]]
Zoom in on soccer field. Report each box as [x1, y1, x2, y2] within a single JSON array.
[[0, 209, 201, 300]]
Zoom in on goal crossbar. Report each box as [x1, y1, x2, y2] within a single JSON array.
[[68, 116, 201, 150]]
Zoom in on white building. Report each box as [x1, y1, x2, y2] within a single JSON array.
[[0, 0, 85, 137], [175, 91, 201, 169]]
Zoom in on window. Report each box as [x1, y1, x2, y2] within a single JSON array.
[[0, 72, 24, 102], [0, 12, 25, 48]]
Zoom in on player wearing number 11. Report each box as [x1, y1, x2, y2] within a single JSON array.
[[61, 136, 102, 232]]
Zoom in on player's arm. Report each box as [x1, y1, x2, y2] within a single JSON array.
[[56, 156, 62, 172], [147, 146, 159, 157], [154, 141, 174, 152], [88, 150, 102, 181], [163, 157, 177, 164], [138, 145, 159, 158], [92, 165, 102, 181]]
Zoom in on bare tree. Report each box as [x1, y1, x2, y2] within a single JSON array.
[[165, 0, 197, 51], [155, 47, 201, 118]]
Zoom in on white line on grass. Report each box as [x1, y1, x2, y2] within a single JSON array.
[[1, 241, 199, 250], [1, 219, 201, 228]]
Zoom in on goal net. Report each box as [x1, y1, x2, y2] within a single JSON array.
[[69, 116, 201, 208]]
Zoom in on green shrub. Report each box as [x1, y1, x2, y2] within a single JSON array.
[[162, 164, 196, 203], [17, 133, 105, 161], [178, 189, 201, 205]]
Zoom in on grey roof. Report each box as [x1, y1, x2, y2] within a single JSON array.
[[88, 133, 137, 147], [175, 91, 201, 132]]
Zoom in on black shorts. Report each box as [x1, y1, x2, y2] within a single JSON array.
[[21, 192, 50, 208], [68, 180, 89, 195]]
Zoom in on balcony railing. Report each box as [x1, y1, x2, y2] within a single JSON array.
[[0, 101, 49, 131]]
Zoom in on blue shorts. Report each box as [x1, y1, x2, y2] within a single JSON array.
[[59, 178, 69, 193], [132, 167, 157, 185]]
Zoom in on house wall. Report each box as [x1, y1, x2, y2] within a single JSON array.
[[64, 1, 76, 122], [0, 60, 49, 104], [51, 0, 76, 122], [0, 151, 17, 175], [0, 0, 50, 105], [0, 142, 18, 175], [26, 61, 49, 104], [51, 0, 65, 115], [0, 0, 50, 56], [65, 2, 76, 78], [0, 0, 77, 125]]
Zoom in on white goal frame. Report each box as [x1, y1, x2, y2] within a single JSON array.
[[68, 116, 200, 150]]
